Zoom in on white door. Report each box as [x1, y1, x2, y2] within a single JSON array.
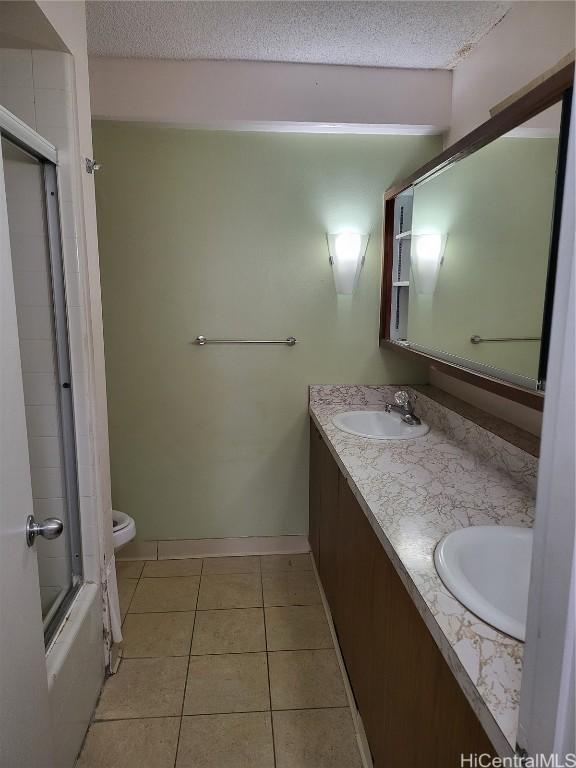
[[517, 93, 575, 760], [0, 146, 55, 765]]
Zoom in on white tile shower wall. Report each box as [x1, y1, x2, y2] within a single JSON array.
[[0, 50, 35, 127], [0, 49, 33, 87], [0, 85, 36, 127]]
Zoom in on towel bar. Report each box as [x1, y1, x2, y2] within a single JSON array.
[[470, 335, 541, 344], [195, 336, 297, 346]]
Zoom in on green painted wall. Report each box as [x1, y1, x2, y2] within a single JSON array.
[[93, 122, 440, 540], [408, 136, 558, 381]]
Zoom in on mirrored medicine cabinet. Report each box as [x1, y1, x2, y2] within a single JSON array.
[[380, 63, 574, 410]]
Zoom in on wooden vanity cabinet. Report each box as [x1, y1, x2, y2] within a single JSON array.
[[309, 421, 341, 612], [335, 474, 376, 718], [308, 419, 496, 767], [368, 543, 495, 767], [308, 423, 321, 564]]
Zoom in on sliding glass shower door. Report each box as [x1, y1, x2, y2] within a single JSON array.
[[2, 136, 82, 643]]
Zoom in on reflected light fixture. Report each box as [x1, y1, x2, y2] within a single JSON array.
[[412, 233, 447, 295], [326, 231, 369, 295]]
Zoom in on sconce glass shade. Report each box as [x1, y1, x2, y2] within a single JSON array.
[[327, 231, 369, 295], [412, 233, 447, 295]]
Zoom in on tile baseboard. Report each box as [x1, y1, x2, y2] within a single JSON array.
[[117, 535, 310, 561], [114, 539, 158, 561], [159, 535, 310, 560]]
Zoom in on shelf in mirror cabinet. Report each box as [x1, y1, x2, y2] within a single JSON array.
[[392, 280, 410, 287], [395, 230, 412, 240]]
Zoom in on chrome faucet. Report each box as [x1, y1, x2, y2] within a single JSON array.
[[384, 390, 421, 426]]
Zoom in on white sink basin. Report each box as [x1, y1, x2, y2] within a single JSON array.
[[434, 526, 533, 641], [332, 410, 430, 440]]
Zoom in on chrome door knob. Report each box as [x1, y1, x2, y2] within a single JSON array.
[[26, 515, 64, 547]]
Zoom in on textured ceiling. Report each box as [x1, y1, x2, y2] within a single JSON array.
[[87, 1, 511, 69]]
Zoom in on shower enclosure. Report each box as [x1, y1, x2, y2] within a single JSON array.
[[0, 102, 90, 767], [1, 129, 83, 644]]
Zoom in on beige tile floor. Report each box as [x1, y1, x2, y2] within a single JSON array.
[[78, 553, 363, 768]]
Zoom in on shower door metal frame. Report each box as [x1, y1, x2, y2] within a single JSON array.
[[42, 160, 84, 638], [1, 106, 84, 644]]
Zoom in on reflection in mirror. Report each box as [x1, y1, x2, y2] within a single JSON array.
[[404, 109, 561, 388]]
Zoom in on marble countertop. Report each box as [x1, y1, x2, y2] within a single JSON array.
[[309, 384, 538, 755]]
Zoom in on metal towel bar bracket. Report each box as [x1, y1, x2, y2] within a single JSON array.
[[195, 336, 297, 347], [470, 334, 541, 344]]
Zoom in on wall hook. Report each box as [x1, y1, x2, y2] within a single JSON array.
[[85, 158, 102, 174]]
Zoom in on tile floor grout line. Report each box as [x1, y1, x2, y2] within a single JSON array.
[[93, 704, 354, 724], [195, 570, 261, 576], [195, 605, 265, 613], [119, 561, 144, 628], [120, 644, 334, 661], [133, 573, 203, 579], [93, 714, 188, 723], [173, 556, 203, 768], [125, 594, 320, 617], [123, 648, 267, 660], [126, 601, 323, 615], [139, 572, 258, 578], [259, 556, 278, 768]]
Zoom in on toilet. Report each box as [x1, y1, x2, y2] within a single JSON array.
[[112, 510, 136, 551]]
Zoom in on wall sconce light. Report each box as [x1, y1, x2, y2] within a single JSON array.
[[326, 231, 369, 295], [412, 233, 447, 295]]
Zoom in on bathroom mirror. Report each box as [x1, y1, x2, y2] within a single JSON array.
[[380, 64, 573, 408], [407, 112, 560, 384]]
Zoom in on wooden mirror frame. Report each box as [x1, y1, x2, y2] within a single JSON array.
[[379, 63, 574, 411]]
